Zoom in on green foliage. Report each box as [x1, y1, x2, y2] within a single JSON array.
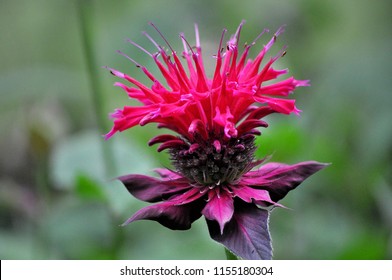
[[75, 174, 107, 202]]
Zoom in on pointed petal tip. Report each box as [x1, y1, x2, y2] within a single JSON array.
[[120, 217, 133, 227], [103, 66, 125, 78], [103, 128, 116, 140], [308, 161, 331, 169], [293, 161, 331, 175], [275, 24, 286, 36], [301, 79, 311, 87]]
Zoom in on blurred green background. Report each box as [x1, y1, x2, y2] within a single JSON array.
[[1, 0, 391, 260]]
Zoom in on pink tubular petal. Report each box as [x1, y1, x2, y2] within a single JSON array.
[[188, 143, 199, 153], [105, 66, 125, 79], [158, 101, 188, 117], [103, 127, 116, 140], [213, 106, 238, 138], [138, 112, 159, 126], [253, 95, 298, 115], [236, 28, 269, 76], [105, 104, 160, 138], [193, 55, 209, 93], [211, 29, 226, 88], [253, 48, 286, 87], [213, 140, 221, 153], [172, 52, 192, 90], [113, 82, 149, 104], [152, 55, 180, 91], [263, 67, 288, 81], [240, 36, 273, 80], [224, 121, 238, 138], [257, 77, 310, 96], [111, 68, 164, 103], [188, 119, 208, 139], [202, 189, 234, 234], [151, 81, 179, 103]]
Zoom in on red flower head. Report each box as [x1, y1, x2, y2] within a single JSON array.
[[105, 21, 327, 260]]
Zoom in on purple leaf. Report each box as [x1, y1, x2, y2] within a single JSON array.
[[207, 202, 272, 260], [241, 161, 329, 202], [118, 173, 190, 202], [122, 188, 206, 230], [122, 201, 203, 230]]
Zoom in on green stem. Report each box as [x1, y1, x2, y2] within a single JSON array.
[[76, 0, 125, 259], [225, 248, 239, 260], [76, 0, 116, 178]]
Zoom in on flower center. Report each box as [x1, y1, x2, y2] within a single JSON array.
[[170, 135, 257, 186]]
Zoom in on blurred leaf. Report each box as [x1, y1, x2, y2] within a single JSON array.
[[50, 130, 158, 215], [74, 173, 107, 202], [50, 130, 157, 190], [255, 119, 305, 162], [376, 182, 392, 223], [29, 125, 51, 159], [50, 131, 105, 189], [43, 198, 113, 259], [0, 230, 44, 259], [118, 218, 224, 260], [338, 232, 387, 260], [270, 198, 369, 259], [0, 67, 88, 108]]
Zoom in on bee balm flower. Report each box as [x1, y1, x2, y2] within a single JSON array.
[[105, 22, 327, 260]]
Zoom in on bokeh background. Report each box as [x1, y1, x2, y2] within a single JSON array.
[[1, 0, 391, 260]]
